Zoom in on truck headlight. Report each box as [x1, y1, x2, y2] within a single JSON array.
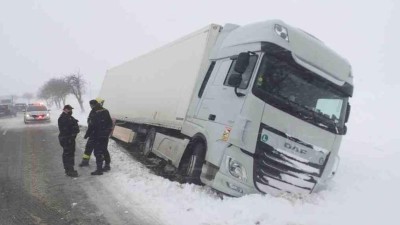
[[274, 24, 289, 42], [26, 114, 31, 118], [46, 113, 50, 117], [227, 157, 247, 182]]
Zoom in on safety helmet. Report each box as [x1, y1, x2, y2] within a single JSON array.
[[95, 97, 105, 106]]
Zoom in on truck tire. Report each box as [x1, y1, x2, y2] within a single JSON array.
[[143, 128, 156, 157], [180, 141, 206, 184]]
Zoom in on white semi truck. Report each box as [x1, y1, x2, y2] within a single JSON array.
[[99, 20, 353, 196]]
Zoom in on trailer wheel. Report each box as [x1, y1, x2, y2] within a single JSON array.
[[143, 128, 156, 157], [180, 141, 206, 184]]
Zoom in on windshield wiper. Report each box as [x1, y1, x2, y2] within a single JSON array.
[[327, 118, 340, 134], [278, 96, 341, 134], [278, 96, 316, 123], [310, 109, 341, 134]]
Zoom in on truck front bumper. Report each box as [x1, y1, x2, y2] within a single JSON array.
[[202, 145, 259, 197], [211, 171, 258, 197]]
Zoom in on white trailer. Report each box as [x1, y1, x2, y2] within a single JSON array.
[[99, 20, 354, 196]]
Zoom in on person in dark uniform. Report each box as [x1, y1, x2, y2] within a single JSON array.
[[95, 98, 112, 172], [84, 100, 113, 175], [78, 100, 97, 167], [78, 99, 111, 169], [58, 105, 80, 177]]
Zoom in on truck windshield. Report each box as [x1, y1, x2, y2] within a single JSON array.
[[253, 54, 349, 134]]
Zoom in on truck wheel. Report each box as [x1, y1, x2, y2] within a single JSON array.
[[143, 128, 156, 157], [180, 141, 206, 184]]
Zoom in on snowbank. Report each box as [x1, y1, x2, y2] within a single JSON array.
[[74, 136, 399, 225]]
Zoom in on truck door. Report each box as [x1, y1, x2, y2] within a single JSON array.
[[195, 55, 258, 126]]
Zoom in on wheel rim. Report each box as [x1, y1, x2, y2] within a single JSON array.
[[144, 131, 154, 156], [186, 155, 198, 176], [144, 138, 151, 155]]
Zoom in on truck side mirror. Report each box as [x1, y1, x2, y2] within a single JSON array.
[[228, 73, 242, 87], [234, 52, 250, 74], [345, 103, 351, 123]]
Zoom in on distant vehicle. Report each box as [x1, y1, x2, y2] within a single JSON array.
[[14, 103, 27, 112], [0, 96, 13, 105], [0, 104, 17, 117], [24, 104, 51, 124]]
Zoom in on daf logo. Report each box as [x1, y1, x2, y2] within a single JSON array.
[[284, 142, 307, 154]]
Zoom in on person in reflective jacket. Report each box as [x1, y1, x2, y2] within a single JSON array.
[[58, 105, 80, 177], [84, 100, 113, 175], [79, 99, 111, 170]]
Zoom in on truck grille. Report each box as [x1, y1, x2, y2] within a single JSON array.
[[253, 140, 326, 194]]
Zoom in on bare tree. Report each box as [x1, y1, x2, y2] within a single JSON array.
[[38, 85, 53, 107], [22, 93, 34, 104], [38, 78, 70, 109], [52, 78, 70, 106], [65, 73, 86, 112]]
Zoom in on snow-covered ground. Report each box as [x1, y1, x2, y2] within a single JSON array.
[[72, 115, 399, 225], [3, 108, 398, 225], [84, 138, 397, 225]]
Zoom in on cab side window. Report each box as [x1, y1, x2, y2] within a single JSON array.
[[198, 61, 216, 98], [224, 55, 258, 89]]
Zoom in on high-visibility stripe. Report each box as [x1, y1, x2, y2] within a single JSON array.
[[83, 154, 90, 159]]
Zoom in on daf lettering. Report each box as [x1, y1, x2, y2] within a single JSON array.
[[284, 142, 307, 154]]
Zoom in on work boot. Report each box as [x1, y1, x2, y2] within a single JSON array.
[[91, 170, 103, 176], [65, 170, 79, 177], [103, 164, 111, 172], [79, 159, 89, 167]]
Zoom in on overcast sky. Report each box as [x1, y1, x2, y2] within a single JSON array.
[[1, 0, 399, 142]]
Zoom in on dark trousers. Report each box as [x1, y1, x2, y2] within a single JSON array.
[[94, 137, 110, 170], [59, 136, 76, 172], [83, 137, 95, 159], [84, 137, 110, 165], [104, 147, 111, 165]]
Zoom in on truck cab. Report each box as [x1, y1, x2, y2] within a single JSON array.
[[184, 20, 353, 196]]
